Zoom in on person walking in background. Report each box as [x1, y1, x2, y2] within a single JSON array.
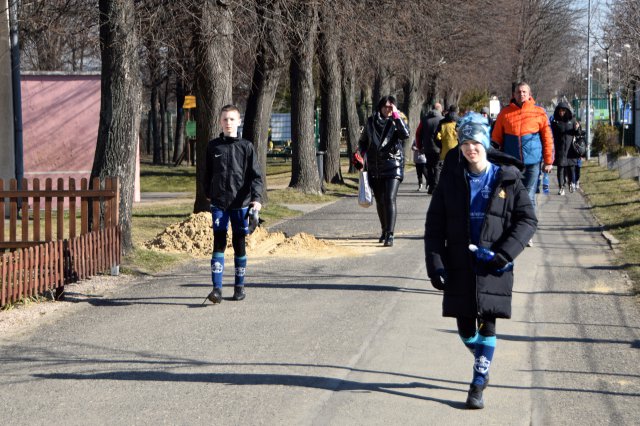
[[491, 82, 553, 209], [202, 104, 264, 304], [434, 104, 460, 191], [480, 106, 494, 131], [353, 95, 410, 247], [411, 139, 428, 191], [550, 102, 581, 195], [425, 112, 537, 409], [415, 103, 444, 193]]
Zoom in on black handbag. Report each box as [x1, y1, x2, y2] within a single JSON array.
[[572, 135, 587, 157]]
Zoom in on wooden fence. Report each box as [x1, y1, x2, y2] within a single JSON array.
[[0, 177, 120, 308]]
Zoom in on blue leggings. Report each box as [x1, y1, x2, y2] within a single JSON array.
[[211, 205, 249, 255]]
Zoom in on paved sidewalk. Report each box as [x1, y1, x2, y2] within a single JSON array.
[[0, 171, 638, 425]]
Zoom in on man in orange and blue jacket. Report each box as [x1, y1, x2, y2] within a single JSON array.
[[491, 82, 553, 210]]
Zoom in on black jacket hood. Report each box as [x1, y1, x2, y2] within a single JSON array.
[[553, 102, 573, 121]]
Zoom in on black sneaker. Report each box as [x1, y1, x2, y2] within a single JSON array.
[[378, 232, 387, 244], [465, 384, 484, 409], [384, 233, 394, 247], [207, 288, 222, 304], [232, 286, 245, 301]]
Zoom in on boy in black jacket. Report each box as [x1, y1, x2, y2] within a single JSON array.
[[202, 104, 263, 303], [425, 112, 537, 409]]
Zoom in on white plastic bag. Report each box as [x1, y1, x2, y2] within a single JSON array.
[[358, 171, 373, 208]]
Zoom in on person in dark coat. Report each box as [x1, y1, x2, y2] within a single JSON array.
[[353, 95, 410, 247], [551, 102, 581, 194], [424, 112, 537, 409], [415, 103, 444, 192]]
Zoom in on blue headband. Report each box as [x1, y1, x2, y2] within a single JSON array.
[[457, 112, 490, 150]]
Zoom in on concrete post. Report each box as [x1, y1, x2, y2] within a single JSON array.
[[0, 0, 15, 192]]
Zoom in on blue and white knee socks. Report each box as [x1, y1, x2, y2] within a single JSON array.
[[234, 256, 246, 287], [211, 254, 247, 289], [211, 253, 224, 289], [472, 335, 496, 387]]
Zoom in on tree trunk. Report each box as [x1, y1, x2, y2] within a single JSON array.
[[91, 0, 141, 254], [318, 4, 342, 184], [150, 84, 160, 163], [427, 72, 440, 107], [243, 0, 287, 204], [402, 67, 422, 159], [341, 51, 360, 174], [192, 0, 233, 213], [357, 86, 372, 126], [373, 65, 391, 106], [288, 3, 321, 193], [173, 74, 185, 163], [159, 78, 167, 164]]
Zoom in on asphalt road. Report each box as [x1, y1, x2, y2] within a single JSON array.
[[0, 171, 638, 425]]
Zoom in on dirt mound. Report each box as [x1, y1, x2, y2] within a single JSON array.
[[144, 212, 339, 258], [144, 212, 214, 257]]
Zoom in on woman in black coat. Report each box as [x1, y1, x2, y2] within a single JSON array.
[[551, 102, 581, 194], [353, 95, 410, 246], [424, 112, 537, 409]]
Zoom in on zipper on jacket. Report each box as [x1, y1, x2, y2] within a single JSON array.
[[462, 170, 481, 316]]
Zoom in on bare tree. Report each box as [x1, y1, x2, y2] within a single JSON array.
[[18, 0, 100, 71], [287, 1, 321, 193], [318, 1, 342, 184], [91, 0, 142, 253], [243, 0, 287, 203], [191, 0, 234, 213], [341, 51, 360, 174]]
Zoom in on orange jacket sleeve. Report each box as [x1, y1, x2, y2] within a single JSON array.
[[539, 114, 554, 165]]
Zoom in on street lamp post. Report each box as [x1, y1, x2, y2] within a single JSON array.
[[586, 0, 592, 160], [605, 47, 613, 126]]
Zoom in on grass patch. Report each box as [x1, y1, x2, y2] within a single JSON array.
[[581, 161, 640, 294], [140, 162, 196, 193], [121, 247, 188, 276]]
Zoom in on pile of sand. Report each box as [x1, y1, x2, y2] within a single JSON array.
[[144, 212, 338, 258]]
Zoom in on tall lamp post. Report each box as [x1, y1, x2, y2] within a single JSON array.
[[586, 0, 592, 160]]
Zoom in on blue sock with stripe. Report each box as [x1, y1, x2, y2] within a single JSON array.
[[234, 256, 247, 286], [460, 332, 479, 354], [472, 335, 496, 387], [211, 253, 224, 289]]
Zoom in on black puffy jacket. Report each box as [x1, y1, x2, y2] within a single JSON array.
[[203, 134, 263, 210], [419, 109, 444, 155], [424, 147, 537, 319], [358, 112, 410, 180], [551, 102, 580, 167]]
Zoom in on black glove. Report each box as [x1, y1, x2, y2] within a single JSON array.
[[429, 268, 446, 291], [487, 252, 510, 271]]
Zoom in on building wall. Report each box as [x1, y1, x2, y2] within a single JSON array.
[[0, 0, 15, 188], [21, 74, 101, 185]]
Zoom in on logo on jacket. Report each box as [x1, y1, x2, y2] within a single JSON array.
[[498, 189, 506, 199]]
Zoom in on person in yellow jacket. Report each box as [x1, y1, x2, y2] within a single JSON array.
[[436, 104, 460, 161]]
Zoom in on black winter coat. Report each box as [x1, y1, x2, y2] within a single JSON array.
[[424, 147, 537, 319], [358, 112, 410, 180], [551, 102, 580, 167], [419, 110, 444, 155], [203, 134, 263, 210]]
